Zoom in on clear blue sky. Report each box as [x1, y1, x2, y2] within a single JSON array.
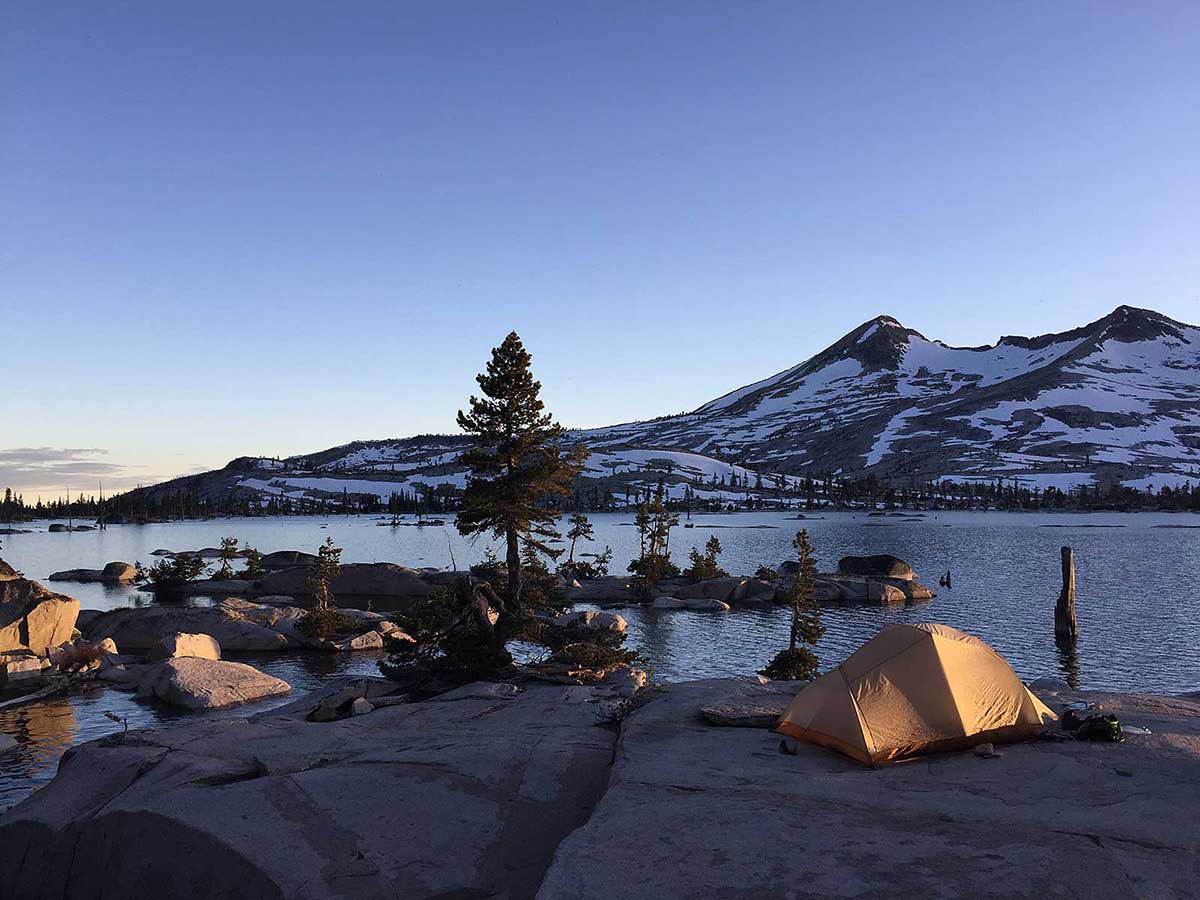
[[3, 1, 1199, 496]]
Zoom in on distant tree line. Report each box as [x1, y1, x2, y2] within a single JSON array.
[[4, 466, 1199, 526]]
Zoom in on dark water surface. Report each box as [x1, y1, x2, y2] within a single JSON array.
[[2, 510, 1198, 809]]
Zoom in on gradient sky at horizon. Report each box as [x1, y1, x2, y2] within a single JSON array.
[[3, 1, 1199, 496]]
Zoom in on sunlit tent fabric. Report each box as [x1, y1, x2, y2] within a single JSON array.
[[776, 623, 1056, 764]]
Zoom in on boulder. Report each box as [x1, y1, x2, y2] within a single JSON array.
[[305, 677, 402, 722], [74, 609, 105, 631], [48, 562, 137, 583], [173, 578, 254, 595], [0, 557, 18, 581], [601, 665, 648, 698], [700, 703, 787, 728], [331, 630, 385, 652], [83, 605, 289, 652], [837, 554, 915, 580], [672, 576, 746, 602], [0, 578, 80, 656], [260, 550, 319, 569], [1, 652, 46, 688], [652, 597, 731, 612], [260, 562, 437, 602], [729, 578, 778, 604], [553, 610, 628, 633], [147, 632, 221, 662], [808, 575, 924, 604], [867, 581, 908, 604], [566, 576, 640, 603], [136, 657, 291, 709]]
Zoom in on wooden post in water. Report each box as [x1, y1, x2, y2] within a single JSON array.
[[1055, 546, 1077, 640]]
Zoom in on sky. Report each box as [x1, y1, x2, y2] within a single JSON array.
[[3, 1, 1199, 497]]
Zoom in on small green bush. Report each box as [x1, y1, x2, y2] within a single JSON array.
[[758, 646, 820, 681], [140, 555, 208, 596], [297, 608, 359, 641]]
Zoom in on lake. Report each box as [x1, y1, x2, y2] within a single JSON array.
[[2, 509, 1199, 809]]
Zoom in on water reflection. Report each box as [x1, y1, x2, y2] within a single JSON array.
[[1055, 635, 1082, 689]]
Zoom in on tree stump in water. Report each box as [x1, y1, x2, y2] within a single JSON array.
[[1055, 546, 1077, 640]]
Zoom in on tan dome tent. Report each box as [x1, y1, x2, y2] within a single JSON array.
[[776, 623, 1056, 764]]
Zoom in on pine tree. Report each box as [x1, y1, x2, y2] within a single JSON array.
[[759, 529, 825, 680], [565, 512, 594, 564], [306, 536, 343, 612], [216, 536, 239, 580], [242, 546, 264, 580], [455, 332, 588, 646]]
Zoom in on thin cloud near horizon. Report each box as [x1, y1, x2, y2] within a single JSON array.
[[0, 447, 175, 497]]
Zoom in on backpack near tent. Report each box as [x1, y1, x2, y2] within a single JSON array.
[[776, 623, 1056, 764]]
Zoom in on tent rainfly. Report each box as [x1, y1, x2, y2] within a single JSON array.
[[776, 623, 1056, 764]]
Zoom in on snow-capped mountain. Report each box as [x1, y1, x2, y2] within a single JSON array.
[[137, 305, 1200, 508], [584, 305, 1200, 492]]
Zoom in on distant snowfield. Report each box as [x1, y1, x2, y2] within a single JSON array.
[[239, 472, 467, 500]]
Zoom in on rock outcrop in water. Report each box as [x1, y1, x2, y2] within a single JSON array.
[[1, 676, 1197, 899], [259, 562, 461, 606], [82, 598, 408, 653], [565, 564, 933, 608], [47, 561, 137, 584]]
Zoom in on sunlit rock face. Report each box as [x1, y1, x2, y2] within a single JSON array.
[[0, 578, 79, 656]]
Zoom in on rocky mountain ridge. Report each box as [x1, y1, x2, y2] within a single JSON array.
[[134, 305, 1200, 508]]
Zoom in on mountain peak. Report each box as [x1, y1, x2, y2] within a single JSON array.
[[1093, 304, 1187, 343]]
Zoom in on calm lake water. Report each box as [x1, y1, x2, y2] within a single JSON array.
[[2, 510, 1199, 809]]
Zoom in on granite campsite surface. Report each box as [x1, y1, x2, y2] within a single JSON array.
[[1, 675, 1197, 899]]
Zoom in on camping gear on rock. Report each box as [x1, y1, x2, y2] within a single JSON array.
[[776, 623, 1057, 764], [1072, 714, 1124, 742]]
